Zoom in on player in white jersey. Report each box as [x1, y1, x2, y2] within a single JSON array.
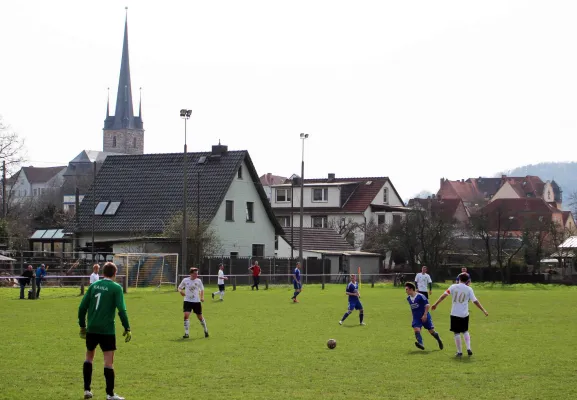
[[212, 263, 228, 301], [414, 265, 432, 298], [89, 264, 100, 285], [431, 273, 488, 357], [178, 268, 208, 339]]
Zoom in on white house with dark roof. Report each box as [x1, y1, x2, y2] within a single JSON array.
[[72, 144, 284, 261], [7, 166, 67, 203]]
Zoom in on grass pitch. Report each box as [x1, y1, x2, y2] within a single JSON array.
[[0, 283, 576, 400]]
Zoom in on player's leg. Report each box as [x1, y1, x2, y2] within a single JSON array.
[[357, 303, 365, 325], [103, 344, 124, 400], [83, 334, 98, 399], [220, 284, 225, 300], [194, 304, 209, 337], [255, 276, 260, 290], [340, 304, 353, 324], [413, 326, 425, 350], [427, 327, 443, 350], [183, 306, 191, 338], [450, 316, 463, 356], [36, 279, 41, 298], [462, 316, 472, 355]]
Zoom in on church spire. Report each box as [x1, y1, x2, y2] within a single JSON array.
[[112, 8, 135, 130], [106, 87, 110, 118]]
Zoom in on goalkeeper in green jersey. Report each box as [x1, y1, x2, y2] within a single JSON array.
[[78, 262, 131, 400]]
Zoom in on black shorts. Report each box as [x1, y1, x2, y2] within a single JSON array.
[[450, 315, 470, 333], [418, 291, 429, 299], [218, 284, 225, 291], [86, 333, 116, 352], [183, 301, 202, 315]]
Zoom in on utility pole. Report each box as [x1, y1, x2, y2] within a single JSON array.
[[2, 160, 6, 218]]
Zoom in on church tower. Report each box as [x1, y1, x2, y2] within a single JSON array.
[[103, 10, 144, 154]]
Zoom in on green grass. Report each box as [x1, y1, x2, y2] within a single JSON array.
[[1, 283, 576, 400]]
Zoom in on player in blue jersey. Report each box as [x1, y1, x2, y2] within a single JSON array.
[[405, 282, 443, 350], [339, 274, 365, 326], [290, 262, 302, 303]]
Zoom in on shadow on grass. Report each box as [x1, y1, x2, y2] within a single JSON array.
[[168, 337, 204, 343]]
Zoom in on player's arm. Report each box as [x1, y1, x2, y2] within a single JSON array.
[[473, 300, 488, 316], [200, 281, 205, 302], [427, 276, 432, 294], [422, 303, 431, 321], [78, 286, 92, 328], [178, 280, 186, 296], [431, 291, 449, 310], [115, 287, 132, 342]]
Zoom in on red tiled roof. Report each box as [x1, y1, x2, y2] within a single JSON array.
[[409, 198, 463, 221], [259, 173, 287, 186], [282, 227, 354, 251], [438, 179, 483, 203], [22, 166, 66, 184], [440, 175, 547, 202], [562, 211, 572, 226], [480, 198, 561, 231]]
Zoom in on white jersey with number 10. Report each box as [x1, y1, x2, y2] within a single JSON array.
[[445, 283, 477, 318]]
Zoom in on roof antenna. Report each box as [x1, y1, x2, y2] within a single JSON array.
[[219, 139, 221, 145]]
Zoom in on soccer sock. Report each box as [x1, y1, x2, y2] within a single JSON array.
[[83, 361, 92, 391], [295, 291, 300, 298], [432, 331, 441, 341], [200, 318, 208, 333], [359, 311, 364, 324], [463, 331, 471, 350], [454, 334, 462, 353], [184, 319, 190, 335], [220, 291, 224, 300], [415, 331, 423, 345], [341, 311, 351, 322], [104, 367, 115, 396]]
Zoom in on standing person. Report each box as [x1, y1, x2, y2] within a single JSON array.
[[339, 274, 365, 326], [431, 273, 488, 357], [414, 266, 433, 299], [212, 263, 228, 301], [19, 265, 34, 299], [35, 264, 47, 298], [90, 264, 100, 285], [405, 282, 443, 350], [290, 262, 302, 303], [248, 261, 261, 290], [178, 267, 208, 339], [456, 267, 471, 285], [78, 262, 131, 400]]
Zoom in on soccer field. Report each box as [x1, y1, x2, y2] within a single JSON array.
[[0, 283, 576, 400]]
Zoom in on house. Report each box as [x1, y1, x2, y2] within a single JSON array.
[[277, 227, 382, 278], [7, 166, 67, 203], [72, 144, 283, 259], [61, 150, 122, 213], [259, 173, 288, 202], [438, 175, 563, 212], [270, 174, 408, 249], [408, 196, 470, 225]]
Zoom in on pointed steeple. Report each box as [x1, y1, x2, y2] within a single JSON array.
[[112, 9, 135, 130], [106, 87, 110, 118], [138, 87, 142, 118]]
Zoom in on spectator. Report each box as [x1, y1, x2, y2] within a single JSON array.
[[36, 264, 47, 298], [19, 265, 34, 299], [248, 261, 261, 290], [90, 264, 100, 285]]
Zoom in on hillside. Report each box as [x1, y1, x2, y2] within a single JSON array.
[[499, 162, 577, 208]]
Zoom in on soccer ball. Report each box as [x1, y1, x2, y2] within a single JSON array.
[[327, 339, 337, 349]]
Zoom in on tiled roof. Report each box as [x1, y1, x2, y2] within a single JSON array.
[[480, 198, 561, 231], [562, 211, 573, 226], [438, 179, 483, 203], [282, 227, 354, 252], [73, 150, 283, 235], [19, 166, 66, 184], [282, 176, 404, 212], [408, 198, 463, 221], [259, 173, 287, 186]]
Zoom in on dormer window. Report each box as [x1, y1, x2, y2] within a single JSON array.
[[276, 188, 291, 203], [312, 188, 328, 202], [383, 187, 389, 204], [238, 166, 243, 179]]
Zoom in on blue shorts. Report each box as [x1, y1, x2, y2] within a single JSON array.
[[412, 314, 434, 330], [348, 300, 363, 311], [293, 281, 301, 290]]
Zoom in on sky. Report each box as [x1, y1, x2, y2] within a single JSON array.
[[1, 1, 577, 200]]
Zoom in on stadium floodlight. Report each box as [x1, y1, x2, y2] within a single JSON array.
[[181, 109, 192, 275], [299, 133, 309, 266]]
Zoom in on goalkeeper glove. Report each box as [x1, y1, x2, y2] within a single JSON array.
[[79, 327, 86, 339], [123, 329, 132, 343]]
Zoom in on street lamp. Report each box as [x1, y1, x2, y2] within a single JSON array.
[[299, 133, 309, 266], [181, 109, 192, 275]]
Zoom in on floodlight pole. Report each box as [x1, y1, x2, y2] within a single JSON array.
[[91, 161, 96, 263], [181, 109, 191, 274], [299, 133, 309, 266]]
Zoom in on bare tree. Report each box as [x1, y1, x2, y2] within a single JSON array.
[[327, 217, 359, 246], [547, 221, 576, 276], [568, 192, 577, 219], [0, 115, 27, 174]]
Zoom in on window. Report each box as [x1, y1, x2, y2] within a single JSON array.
[[393, 214, 402, 226], [277, 216, 291, 227], [33, 189, 37, 196], [67, 204, 75, 214], [133, 137, 137, 148], [104, 201, 122, 215], [312, 215, 328, 228], [94, 201, 109, 215], [41, 188, 45, 195], [275, 235, 279, 251], [312, 188, 328, 202], [237, 166, 243, 179], [377, 215, 386, 225], [246, 202, 254, 222], [276, 188, 291, 202], [225, 200, 234, 221], [230, 252, 238, 259], [112, 136, 117, 147], [383, 187, 389, 204], [252, 244, 264, 257]]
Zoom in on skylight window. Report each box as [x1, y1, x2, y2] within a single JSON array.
[[94, 201, 109, 215], [104, 201, 122, 215]]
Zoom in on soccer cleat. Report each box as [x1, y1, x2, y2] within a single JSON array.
[[360, 322, 366, 326], [415, 342, 425, 350], [455, 352, 463, 357], [106, 394, 125, 400], [212, 293, 214, 299], [467, 349, 473, 356], [183, 334, 189, 339], [204, 331, 209, 338], [437, 338, 444, 350], [339, 321, 343, 325], [83, 390, 93, 399]]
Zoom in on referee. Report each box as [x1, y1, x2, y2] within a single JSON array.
[[78, 262, 132, 400]]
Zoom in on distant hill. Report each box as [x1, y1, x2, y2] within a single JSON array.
[[499, 162, 577, 208]]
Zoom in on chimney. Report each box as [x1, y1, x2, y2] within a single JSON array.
[[440, 177, 444, 186], [211, 143, 228, 157], [328, 173, 335, 181]]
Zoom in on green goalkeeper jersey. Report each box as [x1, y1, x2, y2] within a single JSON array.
[[78, 278, 130, 335]]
